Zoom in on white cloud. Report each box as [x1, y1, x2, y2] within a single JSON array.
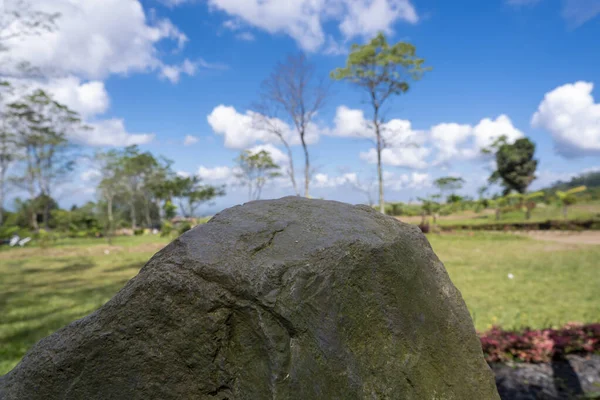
[[43, 77, 110, 117], [331, 105, 430, 169], [331, 105, 526, 169], [2, 76, 110, 118], [330, 106, 370, 138], [247, 144, 289, 165], [360, 147, 431, 169], [430, 123, 474, 163], [531, 81, 600, 157], [236, 32, 255, 41], [76, 119, 155, 147], [312, 172, 359, 188], [583, 166, 600, 174], [207, 105, 319, 149], [206, 0, 418, 52], [159, 59, 197, 83], [531, 170, 576, 190], [506, 0, 600, 27], [0, 0, 188, 80], [314, 170, 430, 191], [384, 171, 431, 191], [431, 115, 524, 165], [197, 166, 235, 181], [183, 135, 200, 146], [473, 115, 523, 149], [338, 0, 418, 38], [1, 77, 151, 148], [562, 0, 600, 27], [80, 169, 101, 182]]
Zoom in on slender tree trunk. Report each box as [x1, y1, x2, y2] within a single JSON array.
[[301, 133, 310, 198], [257, 181, 264, 200], [129, 199, 137, 230], [495, 207, 501, 221], [0, 165, 7, 226], [43, 200, 49, 229], [282, 141, 299, 196], [372, 99, 385, 214], [178, 199, 188, 218], [144, 200, 151, 228], [525, 208, 531, 220], [563, 205, 568, 219], [107, 195, 113, 245], [156, 199, 163, 221], [28, 177, 38, 230], [376, 128, 384, 214], [0, 180, 4, 226]]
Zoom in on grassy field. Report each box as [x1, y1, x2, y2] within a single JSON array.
[[1, 232, 599, 375], [397, 201, 600, 227]]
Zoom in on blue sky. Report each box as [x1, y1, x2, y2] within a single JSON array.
[[2, 0, 600, 213]]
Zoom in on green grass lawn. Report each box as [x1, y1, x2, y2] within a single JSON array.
[[1, 232, 599, 375], [428, 233, 600, 332]]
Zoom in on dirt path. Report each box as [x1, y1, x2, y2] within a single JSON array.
[[517, 231, 600, 245]]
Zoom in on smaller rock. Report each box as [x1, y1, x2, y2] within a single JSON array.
[[492, 355, 600, 400]]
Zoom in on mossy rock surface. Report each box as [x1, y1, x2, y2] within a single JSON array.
[[0, 196, 499, 399]]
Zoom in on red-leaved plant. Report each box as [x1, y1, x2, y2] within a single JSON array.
[[479, 323, 600, 363]]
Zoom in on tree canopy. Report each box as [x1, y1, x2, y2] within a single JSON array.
[[488, 137, 538, 195], [331, 32, 430, 214]]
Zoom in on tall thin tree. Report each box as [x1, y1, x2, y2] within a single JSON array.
[[331, 32, 430, 213], [7, 90, 83, 228], [254, 54, 328, 198]]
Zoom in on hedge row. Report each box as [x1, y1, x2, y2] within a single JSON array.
[[440, 219, 600, 232], [479, 323, 600, 363]]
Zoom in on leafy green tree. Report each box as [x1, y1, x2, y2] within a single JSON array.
[[6, 89, 85, 229], [446, 194, 464, 204], [556, 186, 587, 219], [331, 32, 430, 214], [519, 191, 544, 220], [51, 202, 101, 236], [475, 186, 490, 212], [418, 194, 442, 225], [170, 175, 224, 218], [488, 137, 538, 196], [235, 150, 281, 201], [434, 176, 465, 205], [95, 150, 127, 238], [488, 195, 509, 221], [0, 81, 15, 226], [118, 146, 160, 229]]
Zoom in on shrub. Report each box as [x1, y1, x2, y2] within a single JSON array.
[[160, 221, 174, 237], [178, 222, 192, 235], [133, 228, 144, 236], [36, 229, 52, 249], [418, 222, 430, 234], [0, 225, 29, 240], [479, 323, 600, 363]]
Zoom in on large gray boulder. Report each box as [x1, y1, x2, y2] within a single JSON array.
[[0, 197, 499, 399]]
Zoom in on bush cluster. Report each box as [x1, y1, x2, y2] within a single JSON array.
[[479, 323, 600, 363]]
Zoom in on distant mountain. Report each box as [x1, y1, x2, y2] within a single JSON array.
[[542, 170, 600, 192]]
